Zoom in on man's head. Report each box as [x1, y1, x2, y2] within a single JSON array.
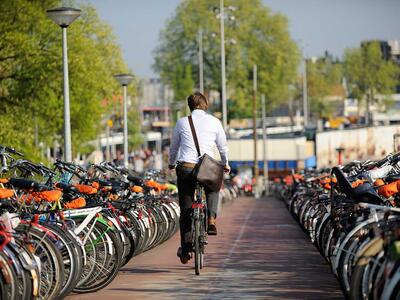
[[187, 92, 209, 112]]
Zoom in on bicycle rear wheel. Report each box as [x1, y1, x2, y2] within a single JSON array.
[[194, 219, 201, 275]]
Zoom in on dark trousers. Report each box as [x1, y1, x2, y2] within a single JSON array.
[[176, 165, 219, 253]]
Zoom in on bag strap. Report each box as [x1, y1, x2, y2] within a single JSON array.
[[188, 116, 201, 157]]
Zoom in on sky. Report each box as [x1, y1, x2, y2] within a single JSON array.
[[79, 0, 400, 78]]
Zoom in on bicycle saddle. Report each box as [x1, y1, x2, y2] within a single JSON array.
[[55, 182, 78, 193], [127, 175, 144, 186], [332, 167, 383, 204], [385, 174, 400, 183], [352, 182, 383, 204], [9, 178, 48, 191]]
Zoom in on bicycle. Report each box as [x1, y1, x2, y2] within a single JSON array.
[[191, 182, 208, 275]]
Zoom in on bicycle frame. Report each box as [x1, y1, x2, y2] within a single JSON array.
[[191, 182, 208, 275], [63, 206, 116, 257], [192, 183, 207, 227]]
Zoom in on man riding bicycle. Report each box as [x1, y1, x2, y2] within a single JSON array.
[[169, 92, 230, 264]]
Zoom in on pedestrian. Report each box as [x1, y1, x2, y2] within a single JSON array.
[[169, 92, 230, 264]]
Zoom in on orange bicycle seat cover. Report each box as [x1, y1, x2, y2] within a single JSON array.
[[351, 180, 365, 188], [64, 197, 86, 209], [0, 188, 14, 199], [130, 185, 143, 193], [378, 181, 399, 198], [32, 190, 62, 202], [74, 184, 98, 195], [374, 179, 385, 186]]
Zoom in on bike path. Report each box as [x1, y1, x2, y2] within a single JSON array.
[[67, 196, 343, 299]]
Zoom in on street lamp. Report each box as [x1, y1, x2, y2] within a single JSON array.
[[219, 0, 227, 131], [214, 1, 235, 131], [47, 6, 81, 162], [114, 73, 135, 168]]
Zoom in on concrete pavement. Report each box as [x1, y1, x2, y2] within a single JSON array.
[[67, 196, 343, 299]]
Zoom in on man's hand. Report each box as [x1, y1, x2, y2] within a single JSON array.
[[224, 165, 231, 174], [168, 164, 176, 170]]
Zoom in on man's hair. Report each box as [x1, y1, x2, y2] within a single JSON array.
[[187, 92, 209, 111]]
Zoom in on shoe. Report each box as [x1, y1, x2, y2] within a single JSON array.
[[207, 217, 217, 235], [177, 247, 191, 264]]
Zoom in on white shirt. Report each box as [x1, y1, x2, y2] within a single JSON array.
[[169, 109, 228, 166]]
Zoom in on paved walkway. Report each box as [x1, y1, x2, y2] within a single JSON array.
[[67, 196, 344, 299]]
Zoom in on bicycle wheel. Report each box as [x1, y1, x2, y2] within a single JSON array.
[[74, 222, 122, 293], [194, 219, 201, 275], [200, 215, 206, 270]]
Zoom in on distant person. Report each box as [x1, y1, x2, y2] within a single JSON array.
[[134, 155, 144, 173], [169, 92, 230, 264]]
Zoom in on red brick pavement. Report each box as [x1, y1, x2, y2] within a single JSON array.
[[67, 197, 344, 300]]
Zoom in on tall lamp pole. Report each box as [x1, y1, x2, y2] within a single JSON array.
[[219, 0, 227, 130], [198, 27, 204, 94], [303, 58, 309, 128], [261, 94, 269, 196], [253, 64, 258, 186], [47, 6, 81, 162], [114, 74, 135, 168]]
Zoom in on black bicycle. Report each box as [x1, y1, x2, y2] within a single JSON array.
[[191, 182, 208, 275]]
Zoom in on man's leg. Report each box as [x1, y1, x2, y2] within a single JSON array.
[[205, 189, 219, 235], [176, 166, 196, 255]]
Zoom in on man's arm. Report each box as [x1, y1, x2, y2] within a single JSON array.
[[215, 120, 229, 167], [168, 120, 181, 168]]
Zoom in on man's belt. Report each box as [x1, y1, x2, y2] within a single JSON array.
[[179, 162, 196, 169]]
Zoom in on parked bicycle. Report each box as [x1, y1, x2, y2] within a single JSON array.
[[0, 145, 180, 299], [273, 152, 400, 300]]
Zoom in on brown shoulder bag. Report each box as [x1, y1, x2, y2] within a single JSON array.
[[188, 115, 225, 192]]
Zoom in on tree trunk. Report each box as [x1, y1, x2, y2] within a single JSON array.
[[365, 88, 374, 126], [288, 98, 294, 131]]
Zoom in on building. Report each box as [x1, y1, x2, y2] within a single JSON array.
[[137, 78, 174, 150], [137, 78, 173, 130]]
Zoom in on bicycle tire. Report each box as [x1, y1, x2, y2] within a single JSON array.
[[22, 225, 65, 300], [350, 237, 383, 300], [0, 272, 5, 300], [45, 223, 82, 299], [0, 250, 18, 300], [4, 243, 32, 300], [194, 218, 200, 275], [73, 222, 122, 293]]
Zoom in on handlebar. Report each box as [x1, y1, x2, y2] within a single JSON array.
[[0, 145, 23, 157]]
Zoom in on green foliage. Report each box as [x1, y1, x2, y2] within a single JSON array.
[[172, 63, 195, 101], [0, 0, 134, 160], [343, 42, 399, 120], [127, 97, 144, 150], [306, 54, 342, 118], [153, 0, 300, 119]]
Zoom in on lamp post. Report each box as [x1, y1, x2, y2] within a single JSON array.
[[213, 2, 235, 130], [303, 58, 309, 128], [261, 94, 269, 196], [252, 64, 258, 198], [114, 74, 135, 168], [198, 27, 204, 94], [47, 6, 81, 162], [219, 0, 227, 130]]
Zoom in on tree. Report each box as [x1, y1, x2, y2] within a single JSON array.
[[0, 0, 133, 160], [306, 53, 343, 118], [172, 63, 195, 101], [127, 98, 144, 150], [343, 42, 399, 124], [153, 0, 300, 119]]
